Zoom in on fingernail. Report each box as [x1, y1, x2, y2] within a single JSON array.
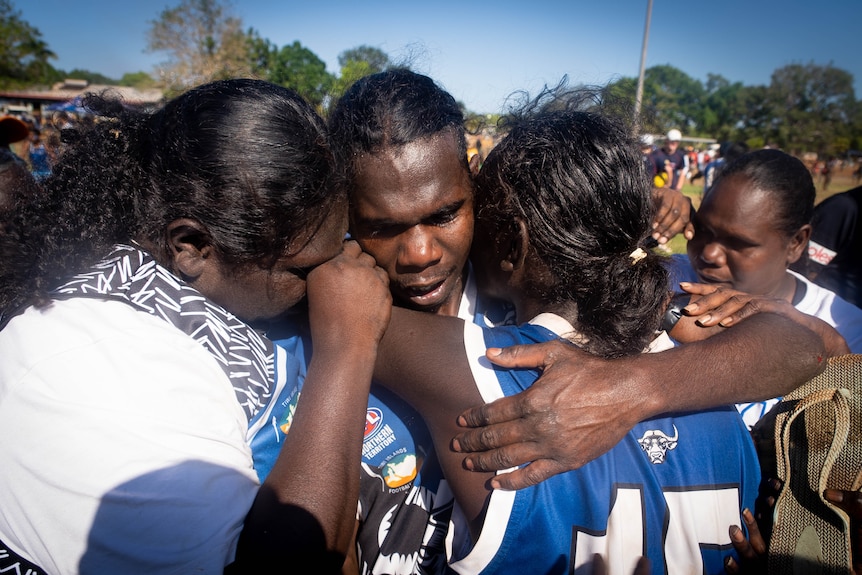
[[719, 317, 734, 326], [463, 458, 474, 471], [451, 438, 462, 452], [824, 489, 843, 503], [486, 347, 502, 356], [695, 314, 712, 325], [683, 303, 698, 313]]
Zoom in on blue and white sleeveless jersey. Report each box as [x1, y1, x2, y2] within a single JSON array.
[[247, 317, 311, 482], [254, 266, 515, 574], [450, 313, 760, 575], [351, 267, 514, 574]]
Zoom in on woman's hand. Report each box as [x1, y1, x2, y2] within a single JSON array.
[[306, 240, 391, 353], [672, 282, 850, 357]]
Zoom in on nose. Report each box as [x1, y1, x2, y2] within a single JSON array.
[[397, 226, 441, 270], [698, 240, 725, 266]]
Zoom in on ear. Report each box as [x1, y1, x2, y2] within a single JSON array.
[[500, 218, 529, 273], [786, 224, 812, 266], [468, 153, 480, 177], [166, 218, 214, 281]]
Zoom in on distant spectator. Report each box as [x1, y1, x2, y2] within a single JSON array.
[[0, 115, 29, 161], [649, 128, 688, 191], [702, 141, 749, 197], [805, 185, 862, 308], [27, 127, 52, 181]]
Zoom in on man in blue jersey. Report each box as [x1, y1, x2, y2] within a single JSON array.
[[371, 101, 766, 573], [327, 69, 510, 574]]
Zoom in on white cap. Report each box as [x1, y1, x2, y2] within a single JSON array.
[[666, 129, 682, 142], [640, 134, 654, 146]]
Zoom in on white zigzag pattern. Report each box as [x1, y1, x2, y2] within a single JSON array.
[[52, 245, 274, 421]]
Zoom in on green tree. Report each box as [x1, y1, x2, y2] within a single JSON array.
[[65, 68, 116, 85], [605, 66, 707, 136], [146, 0, 250, 95], [119, 71, 158, 89], [641, 65, 706, 135], [268, 41, 333, 109], [337, 45, 390, 74], [0, 0, 58, 89], [766, 62, 856, 155], [734, 85, 773, 145], [328, 46, 396, 108], [700, 74, 747, 141]]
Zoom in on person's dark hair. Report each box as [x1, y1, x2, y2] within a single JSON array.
[[712, 148, 815, 237], [475, 90, 669, 358], [327, 69, 467, 193], [0, 78, 336, 315]]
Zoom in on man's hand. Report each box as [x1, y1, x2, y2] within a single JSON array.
[[306, 240, 391, 353], [451, 340, 648, 490], [650, 187, 693, 244]]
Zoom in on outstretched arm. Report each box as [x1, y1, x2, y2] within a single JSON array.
[[453, 313, 826, 490]]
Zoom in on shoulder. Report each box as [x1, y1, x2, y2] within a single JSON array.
[[0, 299, 256, 574]]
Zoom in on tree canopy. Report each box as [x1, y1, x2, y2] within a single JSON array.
[[0, 0, 58, 89], [146, 0, 250, 96], [608, 62, 861, 156]]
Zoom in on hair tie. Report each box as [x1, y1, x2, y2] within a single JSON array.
[[629, 247, 647, 265]]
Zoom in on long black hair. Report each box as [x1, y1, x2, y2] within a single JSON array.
[[0, 78, 337, 315], [475, 90, 669, 357]]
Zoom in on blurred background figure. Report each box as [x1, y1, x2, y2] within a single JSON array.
[[702, 141, 749, 196], [649, 128, 689, 192], [0, 115, 29, 163], [0, 115, 37, 211], [26, 127, 53, 181], [803, 185, 862, 309]]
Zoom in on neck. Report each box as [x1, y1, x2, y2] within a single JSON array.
[[774, 270, 801, 304], [516, 298, 579, 328]]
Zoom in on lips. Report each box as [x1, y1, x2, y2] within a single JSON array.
[[397, 277, 448, 308]]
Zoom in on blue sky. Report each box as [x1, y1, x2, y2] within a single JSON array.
[[19, 0, 862, 114]]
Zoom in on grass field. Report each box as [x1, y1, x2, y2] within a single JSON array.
[[663, 166, 860, 255]]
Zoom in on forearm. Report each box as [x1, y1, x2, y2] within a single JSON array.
[[236, 343, 377, 569], [631, 313, 825, 419]]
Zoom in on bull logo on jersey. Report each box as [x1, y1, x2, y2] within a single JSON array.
[[637, 425, 678, 464], [365, 408, 384, 439]]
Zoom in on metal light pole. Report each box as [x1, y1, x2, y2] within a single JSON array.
[[634, 0, 653, 131]]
